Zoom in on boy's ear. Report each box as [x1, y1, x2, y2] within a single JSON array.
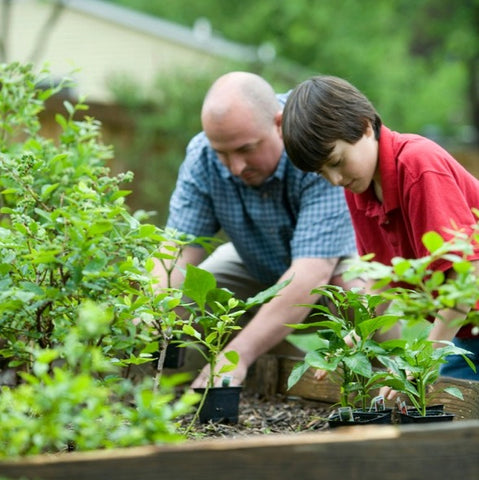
[[365, 121, 375, 138], [275, 111, 283, 138]]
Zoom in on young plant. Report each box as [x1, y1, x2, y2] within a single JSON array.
[[180, 264, 290, 390], [378, 323, 473, 416], [127, 229, 220, 391], [287, 286, 399, 410], [341, 228, 479, 415]]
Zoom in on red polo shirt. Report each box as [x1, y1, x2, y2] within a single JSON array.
[[345, 126, 479, 338]]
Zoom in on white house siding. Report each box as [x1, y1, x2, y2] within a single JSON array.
[[5, 0, 259, 102]]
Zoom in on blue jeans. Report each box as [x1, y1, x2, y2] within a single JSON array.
[[439, 336, 479, 380]]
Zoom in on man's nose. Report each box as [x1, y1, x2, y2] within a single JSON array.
[[229, 154, 246, 176]]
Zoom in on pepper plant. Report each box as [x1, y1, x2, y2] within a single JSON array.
[[341, 227, 479, 415], [287, 285, 399, 409], [378, 333, 471, 416]]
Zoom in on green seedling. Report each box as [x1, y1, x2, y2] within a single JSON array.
[[287, 286, 399, 410]]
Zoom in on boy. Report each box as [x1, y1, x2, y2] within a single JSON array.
[[281, 74, 479, 380]]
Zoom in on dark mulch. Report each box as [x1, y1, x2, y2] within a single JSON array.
[[178, 391, 333, 439]]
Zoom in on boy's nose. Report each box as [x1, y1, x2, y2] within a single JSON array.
[[328, 170, 343, 186]]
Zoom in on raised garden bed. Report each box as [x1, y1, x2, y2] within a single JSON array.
[[1, 420, 478, 480], [2, 352, 479, 480]]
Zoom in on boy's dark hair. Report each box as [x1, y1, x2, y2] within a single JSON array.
[[282, 75, 382, 172]]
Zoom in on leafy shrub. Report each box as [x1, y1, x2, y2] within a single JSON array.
[[0, 62, 200, 455]]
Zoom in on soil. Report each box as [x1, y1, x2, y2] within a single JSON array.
[[178, 391, 332, 439]]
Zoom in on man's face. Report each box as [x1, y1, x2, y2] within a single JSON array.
[[203, 108, 284, 187], [318, 125, 379, 194]]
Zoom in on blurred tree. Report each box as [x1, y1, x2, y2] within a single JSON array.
[[107, 0, 477, 143], [0, 0, 65, 63], [403, 0, 479, 143]]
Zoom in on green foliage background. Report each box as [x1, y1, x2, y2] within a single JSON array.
[[103, 0, 478, 224]]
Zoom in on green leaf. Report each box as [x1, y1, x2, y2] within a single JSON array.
[[443, 386, 464, 400], [244, 277, 291, 308], [393, 259, 412, 276], [343, 352, 372, 377], [224, 350, 239, 365], [286, 333, 329, 352], [40, 183, 60, 200], [88, 221, 113, 235], [453, 260, 473, 274], [304, 350, 338, 370], [182, 324, 201, 339], [422, 231, 444, 253], [287, 361, 310, 389], [183, 264, 216, 311]]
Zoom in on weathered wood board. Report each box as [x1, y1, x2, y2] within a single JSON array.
[[1, 421, 478, 480]]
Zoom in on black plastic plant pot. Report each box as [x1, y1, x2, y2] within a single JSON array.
[[328, 409, 393, 429], [163, 342, 185, 369], [193, 386, 242, 424], [398, 406, 454, 424]]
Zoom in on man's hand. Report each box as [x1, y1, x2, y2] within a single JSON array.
[[190, 352, 247, 388]]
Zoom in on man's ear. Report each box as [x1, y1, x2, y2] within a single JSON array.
[[275, 111, 283, 138]]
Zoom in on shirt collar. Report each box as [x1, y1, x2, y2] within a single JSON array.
[[378, 125, 400, 212]]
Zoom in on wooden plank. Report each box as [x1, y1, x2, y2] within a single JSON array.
[[430, 376, 479, 420], [276, 355, 341, 403], [1, 421, 478, 480]]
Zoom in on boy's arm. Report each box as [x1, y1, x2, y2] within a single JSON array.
[[428, 259, 479, 346]]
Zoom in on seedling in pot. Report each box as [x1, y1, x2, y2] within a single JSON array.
[[379, 327, 474, 418], [287, 285, 400, 412], [342, 229, 479, 418], [179, 264, 290, 425]]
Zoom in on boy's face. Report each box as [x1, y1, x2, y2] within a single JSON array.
[[318, 125, 379, 194]]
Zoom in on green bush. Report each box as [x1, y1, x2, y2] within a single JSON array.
[[0, 62, 200, 456]]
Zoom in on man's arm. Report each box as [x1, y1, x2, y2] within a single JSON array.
[[190, 256, 339, 388]]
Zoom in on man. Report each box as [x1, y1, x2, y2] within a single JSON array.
[[154, 72, 358, 388]]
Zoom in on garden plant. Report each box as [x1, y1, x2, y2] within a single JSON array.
[[179, 264, 289, 425], [342, 229, 479, 419], [0, 61, 207, 455], [287, 285, 399, 423], [287, 226, 479, 423]]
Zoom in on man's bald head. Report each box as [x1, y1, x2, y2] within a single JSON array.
[[201, 72, 280, 128]]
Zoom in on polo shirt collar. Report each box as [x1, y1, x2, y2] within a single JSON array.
[[378, 126, 400, 213]]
